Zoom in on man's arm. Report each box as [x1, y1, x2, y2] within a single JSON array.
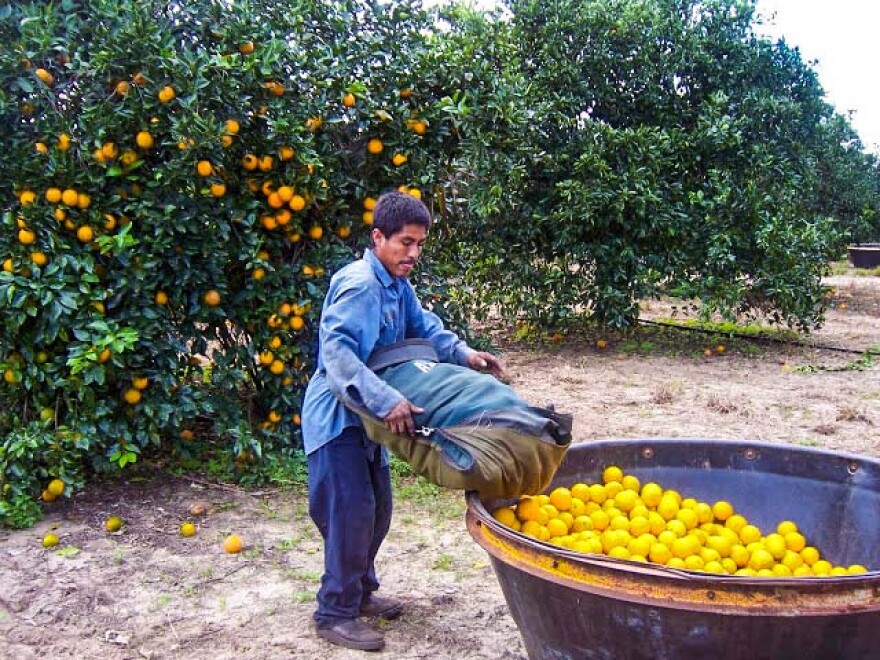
[[404, 282, 507, 379], [320, 283, 405, 419]]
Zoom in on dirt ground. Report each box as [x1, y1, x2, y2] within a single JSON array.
[[1, 275, 878, 660]]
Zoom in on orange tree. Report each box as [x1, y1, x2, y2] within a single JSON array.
[[0, 0, 496, 526], [440, 0, 879, 329]]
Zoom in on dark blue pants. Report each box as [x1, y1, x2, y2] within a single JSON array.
[[308, 426, 393, 626]]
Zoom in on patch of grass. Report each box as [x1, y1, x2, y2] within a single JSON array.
[[276, 532, 313, 551], [390, 457, 443, 505], [828, 260, 880, 277], [258, 501, 292, 522], [618, 339, 656, 354], [792, 353, 876, 373], [432, 554, 455, 571], [291, 591, 314, 604], [154, 593, 172, 609], [284, 568, 321, 582], [653, 318, 801, 343]]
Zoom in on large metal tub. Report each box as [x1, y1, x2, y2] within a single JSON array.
[[466, 439, 880, 659]]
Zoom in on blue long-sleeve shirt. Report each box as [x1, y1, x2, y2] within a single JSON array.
[[301, 248, 476, 456]]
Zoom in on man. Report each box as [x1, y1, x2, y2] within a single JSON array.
[[301, 191, 505, 651]]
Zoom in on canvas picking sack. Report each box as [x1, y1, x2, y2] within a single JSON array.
[[341, 339, 572, 500]]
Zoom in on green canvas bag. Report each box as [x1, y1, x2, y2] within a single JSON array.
[[342, 339, 572, 500]]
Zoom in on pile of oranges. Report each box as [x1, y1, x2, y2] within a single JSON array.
[[492, 465, 870, 577]]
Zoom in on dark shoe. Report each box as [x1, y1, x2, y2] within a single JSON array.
[[360, 594, 403, 620], [316, 618, 385, 651]]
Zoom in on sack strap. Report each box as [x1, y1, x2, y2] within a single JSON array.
[[366, 338, 439, 371]]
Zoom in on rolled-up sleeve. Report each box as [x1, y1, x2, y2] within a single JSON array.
[[321, 282, 405, 419]]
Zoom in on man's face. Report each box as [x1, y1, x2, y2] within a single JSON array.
[[372, 224, 427, 278]]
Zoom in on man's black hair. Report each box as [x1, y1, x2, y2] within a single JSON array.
[[371, 191, 431, 243]]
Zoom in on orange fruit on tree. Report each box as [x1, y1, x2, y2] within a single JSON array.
[[76, 193, 91, 209], [47, 478, 65, 497], [57, 133, 71, 151], [290, 316, 305, 331], [180, 429, 195, 442], [225, 118, 240, 135], [132, 376, 149, 390], [242, 153, 258, 171], [41, 489, 57, 502], [101, 142, 118, 160], [278, 145, 295, 160], [135, 131, 154, 149], [366, 138, 383, 154], [308, 226, 323, 241], [203, 289, 221, 306], [276, 185, 294, 203], [264, 81, 285, 96], [392, 153, 408, 166], [289, 194, 306, 212], [98, 348, 112, 363], [269, 359, 284, 375], [123, 387, 142, 405], [238, 41, 255, 54], [115, 80, 130, 96], [210, 183, 226, 198], [35, 68, 54, 85], [342, 92, 356, 107], [120, 150, 138, 166], [30, 252, 48, 267], [306, 116, 323, 131], [61, 188, 78, 206], [45, 187, 62, 203], [18, 228, 36, 245], [76, 226, 94, 243], [196, 160, 213, 176], [155, 290, 168, 305], [35, 142, 49, 154], [223, 534, 243, 554], [258, 155, 274, 172], [266, 191, 283, 208], [158, 85, 176, 103]]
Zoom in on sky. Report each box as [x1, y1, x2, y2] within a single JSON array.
[[753, 0, 880, 153]]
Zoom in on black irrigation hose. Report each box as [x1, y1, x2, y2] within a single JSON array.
[[636, 318, 877, 357]]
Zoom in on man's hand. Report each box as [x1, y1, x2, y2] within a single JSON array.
[[384, 399, 425, 436], [467, 351, 507, 380]]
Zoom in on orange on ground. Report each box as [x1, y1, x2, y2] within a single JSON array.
[[223, 534, 243, 554]]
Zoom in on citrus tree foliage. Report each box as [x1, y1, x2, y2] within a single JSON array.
[[446, 0, 879, 328], [0, 0, 479, 525]]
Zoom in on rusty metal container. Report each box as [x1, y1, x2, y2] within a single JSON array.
[[466, 439, 880, 660]]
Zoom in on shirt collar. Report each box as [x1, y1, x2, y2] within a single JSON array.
[[364, 249, 396, 288]]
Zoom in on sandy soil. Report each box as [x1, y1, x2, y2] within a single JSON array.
[[1, 276, 878, 660]]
